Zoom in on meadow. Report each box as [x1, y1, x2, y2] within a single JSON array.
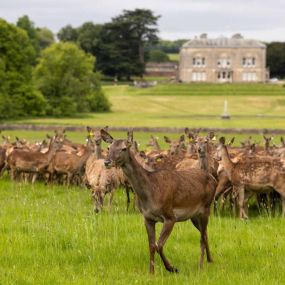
[[5, 83, 285, 129], [1, 83, 285, 284], [0, 177, 285, 285]]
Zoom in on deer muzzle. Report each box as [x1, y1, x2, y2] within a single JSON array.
[[104, 159, 112, 168]]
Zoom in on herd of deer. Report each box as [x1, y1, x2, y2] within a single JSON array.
[[0, 128, 285, 273]]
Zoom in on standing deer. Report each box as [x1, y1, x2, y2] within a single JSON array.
[[101, 129, 216, 274], [216, 137, 285, 219]]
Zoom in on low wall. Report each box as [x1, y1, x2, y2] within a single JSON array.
[[1, 124, 285, 135]]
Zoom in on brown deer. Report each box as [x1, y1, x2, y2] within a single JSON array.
[[216, 137, 285, 219], [7, 137, 62, 183], [101, 129, 216, 274]]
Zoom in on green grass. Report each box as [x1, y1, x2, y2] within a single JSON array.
[[0, 177, 284, 284], [5, 83, 285, 129], [168, 53, 179, 61]]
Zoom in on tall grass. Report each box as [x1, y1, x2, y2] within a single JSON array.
[[0, 177, 284, 284]]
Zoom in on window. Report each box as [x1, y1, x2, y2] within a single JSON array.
[[192, 72, 206, 82], [192, 57, 206, 67], [242, 57, 256, 67], [242, 72, 257, 81]]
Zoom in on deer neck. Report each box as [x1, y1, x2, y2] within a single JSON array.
[[94, 144, 102, 159], [46, 144, 57, 163], [154, 140, 161, 152], [198, 155, 208, 172], [220, 146, 234, 177], [121, 150, 150, 201]]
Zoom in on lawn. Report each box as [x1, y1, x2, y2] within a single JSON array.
[[0, 177, 284, 285], [5, 83, 285, 129]]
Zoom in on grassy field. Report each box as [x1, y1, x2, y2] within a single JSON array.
[[168, 53, 179, 61], [5, 83, 285, 129], [0, 177, 284, 285]]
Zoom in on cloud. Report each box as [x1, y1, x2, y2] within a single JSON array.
[[0, 0, 284, 41]]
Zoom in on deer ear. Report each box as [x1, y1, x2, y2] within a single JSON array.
[[100, 129, 113, 143], [281, 137, 284, 143], [127, 130, 133, 143], [263, 135, 267, 140], [228, 137, 235, 145], [86, 126, 92, 133], [139, 151, 147, 159], [184, 128, 189, 135], [164, 136, 171, 143], [103, 126, 109, 131], [179, 135, 185, 143], [63, 129, 66, 134], [219, 137, 226, 145]]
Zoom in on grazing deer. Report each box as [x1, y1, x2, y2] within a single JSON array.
[[101, 129, 216, 274], [216, 137, 285, 219]]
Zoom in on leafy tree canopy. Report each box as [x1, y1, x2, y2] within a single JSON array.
[[0, 18, 46, 118], [266, 42, 285, 78], [147, 50, 170, 62], [34, 42, 110, 116]]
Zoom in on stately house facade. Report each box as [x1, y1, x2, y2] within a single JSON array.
[[179, 34, 267, 83]]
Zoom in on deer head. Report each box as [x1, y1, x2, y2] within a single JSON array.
[[101, 130, 132, 168], [164, 135, 185, 156]]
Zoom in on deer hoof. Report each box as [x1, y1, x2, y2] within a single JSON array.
[[167, 266, 178, 273]]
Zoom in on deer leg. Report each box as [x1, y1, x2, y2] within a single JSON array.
[[31, 173, 37, 184], [125, 187, 130, 211], [282, 197, 285, 218], [156, 218, 177, 273], [108, 190, 114, 210], [235, 186, 248, 219], [200, 212, 213, 268], [93, 190, 103, 213], [144, 218, 156, 274]]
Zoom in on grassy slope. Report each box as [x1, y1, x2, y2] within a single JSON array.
[[5, 83, 285, 129], [0, 178, 284, 284]]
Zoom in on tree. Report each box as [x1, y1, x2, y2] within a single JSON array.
[[16, 15, 40, 57], [147, 50, 170, 62], [267, 42, 285, 78], [0, 18, 46, 119], [57, 25, 78, 42], [37, 27, 55, 50], [34, 42, 110, 116], [77, 22, 102, 55], [95, 9, 160, 79], [113, 9, 160, 64]]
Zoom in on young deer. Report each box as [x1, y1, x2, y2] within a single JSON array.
[[101, 129, 216, 274]]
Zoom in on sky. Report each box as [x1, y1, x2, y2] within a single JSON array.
[[0, 0, 285, 41]]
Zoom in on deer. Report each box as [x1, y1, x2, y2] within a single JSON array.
[[7, 136, 62, 183], [49, 138, 94, 186], [216, 137, 285, 219], [101, 129, 217, 274], [85, 128, 132, 212]]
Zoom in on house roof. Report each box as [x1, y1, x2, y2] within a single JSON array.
[[182, 34, 266, 49]]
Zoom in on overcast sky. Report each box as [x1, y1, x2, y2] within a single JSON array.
[[1, 0, 285, 41]]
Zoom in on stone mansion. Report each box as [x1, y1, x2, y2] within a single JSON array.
[[179, 34, 268, 83]]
